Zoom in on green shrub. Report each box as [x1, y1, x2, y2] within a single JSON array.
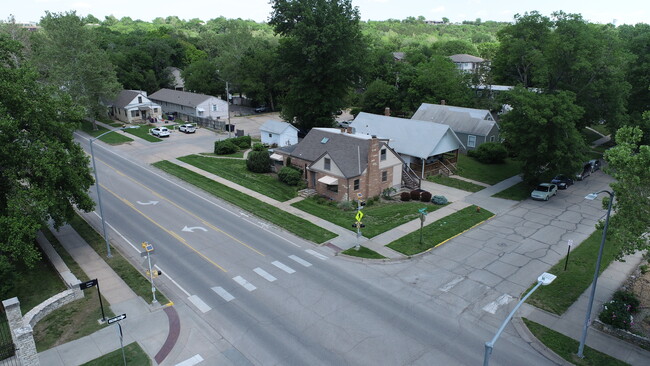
[[252, 143, 265, 151], [246, 151, 271, 173], [400, 192, 411, 201], [382, 187, 396, 200], [232, 136, 252, 149], [467, 142, 508, 164], [432, 195, 448, 205], [278, 166, 302, 186], [410, 190, 421, 201], [286, 156, 292, 166], [420, 191, 432, 202], [599, 291, 639, 330], [337, 200, 354, 211], [214, 140, 238, 155], [612, 291, 640, 313]]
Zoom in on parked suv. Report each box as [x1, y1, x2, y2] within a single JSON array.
[[151, 127, 170, 137], [576, 162, 592, 181], [588, 159, 601, 172], [178, 124, 196, 133], [551, 174, 574, 189]]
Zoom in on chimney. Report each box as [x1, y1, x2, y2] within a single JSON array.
[[384, 107, 391, 116], [366, 135, 381, 198], [440, 100, 446, 105]]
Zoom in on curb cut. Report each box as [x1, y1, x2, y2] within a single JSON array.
[[512, 316, 573, 366]]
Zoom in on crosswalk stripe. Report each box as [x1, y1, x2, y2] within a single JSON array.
[[272, 260, 296, 274], [254, 267, 277, 282], [188, 295, 211, 313], [233, 276, 257, 291], [211, 286, 235, 302], [305, 249, 328, 260], [289, 255, 312, 267]]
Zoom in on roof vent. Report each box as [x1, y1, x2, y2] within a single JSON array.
[[321, 137, 329, 144]]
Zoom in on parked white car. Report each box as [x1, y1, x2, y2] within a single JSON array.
[[151, 127, 170, 137], [178, 124, 196, 133], [531, 183, 558, 201]]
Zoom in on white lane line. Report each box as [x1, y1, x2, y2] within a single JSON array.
[[272, 261, 296, 274], [482, 294, 513, 315], [254, 267, 277, 282], [155, 264, 191, 297], [289, 255, 312, 267], [93, 211, 141, 253], [212, 286, 235, 302], [233, 276, 257, 291], [439, 276, 464, 292], [175, 354, 204, 366], [188, 295, 211, 313], [305, 249, 327, 260]]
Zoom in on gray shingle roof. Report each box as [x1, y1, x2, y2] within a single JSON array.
[[260, 120, 299, 135], [112, 90, 143, 108], [449, 54, 485, 63], [148, 88, 213, 107], [411, 103, 498, 137], [290, 128, 382, 178], [350, 113, 464, 159]]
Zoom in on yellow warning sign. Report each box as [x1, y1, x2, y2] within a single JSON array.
[[355, 211, 364, 222]]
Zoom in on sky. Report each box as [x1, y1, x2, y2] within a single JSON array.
[[4, 0, 648, 26]]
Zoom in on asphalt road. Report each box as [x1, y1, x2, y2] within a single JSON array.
[[75, 132, 571, 365]]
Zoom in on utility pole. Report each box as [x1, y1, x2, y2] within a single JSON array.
[[226, 81, 231, 138]]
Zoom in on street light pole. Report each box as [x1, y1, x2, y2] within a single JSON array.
[[484, 272, 556, 366], [226, 81, 231, 138], [577, 190, 614, 358], [89, 125, 140, 258]]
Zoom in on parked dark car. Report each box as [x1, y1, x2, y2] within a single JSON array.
[[255, 106, 269, 113], [551, 174, 574, 189], [576, 163, 592, 181], [588, 159, 601, 172]]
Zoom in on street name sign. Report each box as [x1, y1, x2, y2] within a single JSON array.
[[107, 314, 127, 324]]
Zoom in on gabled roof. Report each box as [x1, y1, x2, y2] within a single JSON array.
[[149, 88, 216, 107], [113, 90, 147, 109], [260, 120, 299, 135], [290, 128, 384, 178], [411, 103, 498, 137], [350, 113, 464, 159], [449, 54, 485, 63]]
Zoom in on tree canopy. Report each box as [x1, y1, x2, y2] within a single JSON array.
[[269, 0, 366, 130], [0, 35, 95, 269]]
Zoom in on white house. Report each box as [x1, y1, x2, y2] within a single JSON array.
[[110, 90, 162, 124], [167, 67, 185, 91], [260, 120, 299, 147], [449, 54, 488, 73], [149, 88, 228, 121]]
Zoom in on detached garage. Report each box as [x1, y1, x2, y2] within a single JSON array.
[[260, 120, 299, 147]]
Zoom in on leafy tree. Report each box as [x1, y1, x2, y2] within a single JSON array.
[[405, 55, 473, 111], [182, 59, 222, 96], [619, 24, 650, 121], [246, 151, 272, 173], [604, 124, 650, 258], [433, 39, 478, 56], [238, 39, 282, 109], [360, 79, 397, 115], [0, 35, 95, 268], [269, 0, 366, 130], [31, 11, 121, 121], [498, 87, 587, 184]]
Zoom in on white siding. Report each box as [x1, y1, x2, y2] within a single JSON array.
[[311, 154, 344, 177]]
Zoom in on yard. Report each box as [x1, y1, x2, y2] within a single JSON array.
[[79, 120, 133, 144], [426, 174, 485, 192], [455, 154, 522, 185], [291, 196, 446, 238], [123, 125, 162, 142], [178, 155, 297, 202]]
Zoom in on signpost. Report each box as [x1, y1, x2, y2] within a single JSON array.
[[564, 239, 574, 271], [353, 193, 365, 250], [142, 242, 158, 303], [418, 208, 428, 245], [79, 279, 106, 322], [107, 314, 127, 366]]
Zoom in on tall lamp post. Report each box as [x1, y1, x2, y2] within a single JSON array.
[[89, 125, 140, 258], [577, 190, 615, 358], [483, 272, 556, 366]]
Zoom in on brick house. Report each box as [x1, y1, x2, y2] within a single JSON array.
[[274, 128, 404, 201]]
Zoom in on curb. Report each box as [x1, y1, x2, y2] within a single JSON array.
[[512, 316, 573, 366]]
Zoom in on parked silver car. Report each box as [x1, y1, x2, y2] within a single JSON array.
[[531, 183, 558, 201], [178, 124, 196, 134]]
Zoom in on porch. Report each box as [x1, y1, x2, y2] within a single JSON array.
[[410, 152, 458, 178]]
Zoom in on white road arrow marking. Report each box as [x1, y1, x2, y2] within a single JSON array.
[[182, 226, 208, 232], [136, 201, 159, 205]]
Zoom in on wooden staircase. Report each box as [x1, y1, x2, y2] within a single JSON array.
[[401, 164, 421, 190]]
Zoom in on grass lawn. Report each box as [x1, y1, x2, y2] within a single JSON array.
[[455, 154, 522, 185], [32, 229, 115, 351], [201, 151, 246, 158], [341, 246, 386, 259], [178, 155, 297, 201], [80, 342, 151, 366], [590, 124, 609, 137], [492, 181, 531, 201], [526, 228, 621, 315], [68, 214, 169, 305], [292, 197, 445, 238], [79, 120, 133, 144], [523, 318, 629, 365], [582, 128, 604, 144], [153, 160, 336, 243], [123, 126, 162, 142], [387, 206, 494, 255], [427, 174, 485, 192]]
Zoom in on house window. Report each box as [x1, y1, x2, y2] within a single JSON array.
[[467, 135, 477, 148], [382, 171, 388, 182], [327, 184, 338, 193], [130, 110, 139, 117], [490, 135, 495, 142], [212, 104, 217, 112], [138, 96, 142, 103], [324, 158, 331, 171], [269, 133, 272, 138], [198, 110, 203, 117], [354, 179, 359, 190], [380, 149, 386, 161], [153, 108, 158, 113]]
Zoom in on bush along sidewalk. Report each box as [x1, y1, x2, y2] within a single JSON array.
[[598, 290, 640, 331]]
